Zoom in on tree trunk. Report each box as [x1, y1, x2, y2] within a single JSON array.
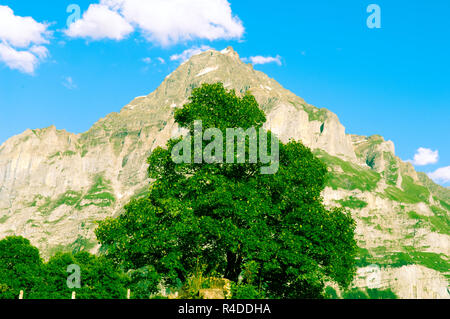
[[224, 251, 242, 282]]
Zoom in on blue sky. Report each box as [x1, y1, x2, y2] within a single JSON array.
[[0, 0, 449, 185]]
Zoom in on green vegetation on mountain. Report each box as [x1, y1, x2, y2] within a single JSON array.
[[384, 175, 430, 204], [301, 104, 328, 122], [77, 174, 116, 209], [33, 174, 116, 216], [418, 172, 450, 202], [314, 150, 381, 192], [388, 251, 449, 273], [383, 152, 399, 186], [49, 151, 77, 160], [0, 215, 9, 224], [56, 191, 83, 207], [337, 197, 368, 210], [355, 245, 449, 274], [408, 209, 450, 235]]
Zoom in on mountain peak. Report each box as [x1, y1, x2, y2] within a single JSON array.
[[219, 46, 240, 59]]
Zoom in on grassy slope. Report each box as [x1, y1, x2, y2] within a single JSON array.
[[315, 149, 449, 277]]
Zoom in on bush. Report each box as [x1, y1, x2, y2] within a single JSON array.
[[367, 288, 397, 299], [231, 283, 264, 299], [342, 288, 368, 299], [128, 266, 161, 299], [324, 286, 338, 299]]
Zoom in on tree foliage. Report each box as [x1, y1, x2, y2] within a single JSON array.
[[96, 83, 357, 298], [32, 251, 128, 299], [0, 236, 43, 299], [0, 236, 127, 299]]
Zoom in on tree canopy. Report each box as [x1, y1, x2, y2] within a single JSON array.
[[96, 83, 357, 298]]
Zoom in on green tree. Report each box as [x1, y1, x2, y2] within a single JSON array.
[[127, 265, 161, 299], [96, 83, 357, 298], [0, 236, 44, 299], [32, 251, 128, 299]]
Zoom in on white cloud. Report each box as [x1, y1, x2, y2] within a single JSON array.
[[157, 57, 165, 64], [428, 166, 450, 184], [62, 76, 77, 90], [170, 45, 212, 62], [0, 6, 50, 48], [142, 57, 152, 64], [408, 147, 439, 166], [29, 45, 49, 59], [244, 55, 282, 66], [65, 4, 133, 40], [0, 5, 51, 74], [0, 43, 39, 74], [65, 0, 244, 46]]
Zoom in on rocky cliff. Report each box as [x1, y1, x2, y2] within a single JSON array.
[[0, 47, 448, 298]]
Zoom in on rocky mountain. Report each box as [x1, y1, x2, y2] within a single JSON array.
[[0, 47, 448, 298]]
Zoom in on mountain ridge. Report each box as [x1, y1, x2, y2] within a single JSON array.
[[0, 46, 448, 298]]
